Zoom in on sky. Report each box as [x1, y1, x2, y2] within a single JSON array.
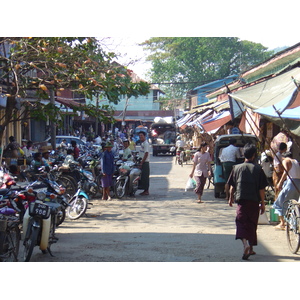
[[6, 1, 299, 81], [6, 0, 299, 73]]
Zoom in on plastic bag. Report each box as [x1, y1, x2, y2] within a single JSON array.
[[258, 211, 270, 225], [185, 177, 196, 191]]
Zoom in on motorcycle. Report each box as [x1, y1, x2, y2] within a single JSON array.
[[20, 167, 69, 261], [0, 168, 16, 189], [114, 156, 142, 199], [0, 188, 23, 262], [21, 168, 69, 227], [66, 170, 93, 220], [175, 149, 188, 166], [22, 186, 68, 261]]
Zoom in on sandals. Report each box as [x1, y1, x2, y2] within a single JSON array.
[[274, 224, 285, 230]]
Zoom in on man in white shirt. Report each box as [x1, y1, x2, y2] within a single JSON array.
[[94, 135, 102, 145], [122, 140, 132, 161], [219, 138, 241, 199], [175, 136, 185, 151], [138, 131, 150, 195]]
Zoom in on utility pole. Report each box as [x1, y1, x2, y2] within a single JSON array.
[[95, 92, 99, 135], [49, 89, 56, 150], [122, 95, 129, 131]]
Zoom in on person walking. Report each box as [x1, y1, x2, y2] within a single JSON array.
[[71, 140, 80, 160], [189, 142, 212, 203], [101, 141, 115, 201], [227, 143, 268, 260], [272, 142, 287, 199], [272, 151, 300, 229], [4, 136, 21, 158], [138, 131, 150, 196], [219, 138, 241, 200]]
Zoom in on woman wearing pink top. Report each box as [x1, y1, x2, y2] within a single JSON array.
[[190, 142, 212, 203]]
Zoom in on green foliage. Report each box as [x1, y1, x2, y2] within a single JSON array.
[[141, 37, 274, 102], [0, 37, 150, 133]]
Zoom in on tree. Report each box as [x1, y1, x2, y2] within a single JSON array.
[[140, 37, 274, 106], [0, 37, 150, 142]]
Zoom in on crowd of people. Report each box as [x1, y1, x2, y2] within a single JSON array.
[[2, 127, 300, 261], [1, 128, 151, 198]]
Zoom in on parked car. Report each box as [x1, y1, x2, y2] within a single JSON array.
[[213, 134, 258, 198], [46, 136, 87, 149]]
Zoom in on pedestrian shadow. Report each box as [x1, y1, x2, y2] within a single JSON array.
[[24, 231, 300, 262]]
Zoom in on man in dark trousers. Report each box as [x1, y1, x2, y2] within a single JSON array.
[[227, 143, 268, 260], [138, 131, 150, 196]]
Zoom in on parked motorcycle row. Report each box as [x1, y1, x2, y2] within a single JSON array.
[[0, 144, 142, 262]]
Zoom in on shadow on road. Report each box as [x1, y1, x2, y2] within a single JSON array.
[[25, 230, 300, 262]]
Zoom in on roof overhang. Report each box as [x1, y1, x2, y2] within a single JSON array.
[[230, 67, 300, 111]]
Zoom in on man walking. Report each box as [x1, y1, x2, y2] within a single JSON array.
[[219, 138, 241, 199], [138, 131, 150, 195], [227, 143, 268, 260]]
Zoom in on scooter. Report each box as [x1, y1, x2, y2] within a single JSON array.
[[22, 191, 66, 262], [114, 157, 142, 199], [66, 168, 94, 220], [176, 149, 188, 166], [22, 168, 69, 261]]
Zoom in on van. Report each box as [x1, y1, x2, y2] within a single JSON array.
[[213, 134, 258, 198]]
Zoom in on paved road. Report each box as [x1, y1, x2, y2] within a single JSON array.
[[20, 151, 300, 262]]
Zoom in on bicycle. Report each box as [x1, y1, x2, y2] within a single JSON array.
[[0, 214, 21, 262], [283, 199, 300, 254]]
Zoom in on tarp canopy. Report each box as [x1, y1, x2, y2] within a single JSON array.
[[187, 109, 213, 127], [176, 113, 196, 127], [201, 111, 231, 133], [228, 67, 300, 136], [230, 67, 300, 111]]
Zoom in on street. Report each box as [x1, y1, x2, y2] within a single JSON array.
[[20, 150, 300, 262]]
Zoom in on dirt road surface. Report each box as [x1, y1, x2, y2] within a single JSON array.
[[20, 152, 300, 263]]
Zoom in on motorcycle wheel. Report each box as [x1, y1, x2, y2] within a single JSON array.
[[56, 209, 66, 227], [114, 179, 126, 199], [0, 224, 21, 262], [57, 175, 77, 197], [66, 196, 88, 220], [23, 225, 39, 262]]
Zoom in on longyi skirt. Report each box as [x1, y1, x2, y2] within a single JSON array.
[[235, 200, 260, 246], [101, 174, 113, 188]]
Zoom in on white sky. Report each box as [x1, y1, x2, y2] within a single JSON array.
[[6, 1, 300, 79]]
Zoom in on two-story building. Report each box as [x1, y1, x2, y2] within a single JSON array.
[[87, 72, 171, 132]]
